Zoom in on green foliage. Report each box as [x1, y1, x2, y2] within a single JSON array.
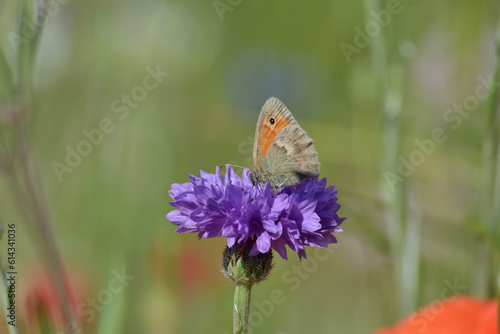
[[0, 0, 499, 333]]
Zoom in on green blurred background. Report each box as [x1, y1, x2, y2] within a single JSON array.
[[0, 0, 499, 333]]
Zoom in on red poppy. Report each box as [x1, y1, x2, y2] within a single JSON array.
[[376, 296, 498, 334]]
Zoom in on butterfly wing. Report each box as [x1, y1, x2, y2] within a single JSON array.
[[253, 97, 296, 172], [252, 97, 320, 189]]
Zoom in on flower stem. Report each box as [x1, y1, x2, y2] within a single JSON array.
[[368, 0, 420, 316], [0, 2, 80, 331], [222, 244, 272, 334], [474, 4, 500, 298], [233, 283, 252, 334]]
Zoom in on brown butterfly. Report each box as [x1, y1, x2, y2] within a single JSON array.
[[250, 97, 320, 191]]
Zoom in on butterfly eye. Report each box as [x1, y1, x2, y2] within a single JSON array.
[[269, 117, 275, 125]]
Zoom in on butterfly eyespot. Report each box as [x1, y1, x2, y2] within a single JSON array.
[[269, 117, 275, 125]]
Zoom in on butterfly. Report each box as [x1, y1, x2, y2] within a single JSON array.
[[250, 97, 320, 192]]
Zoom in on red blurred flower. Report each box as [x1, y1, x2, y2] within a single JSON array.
[[24, 268, 85, 332], [376, 296, 498, 334], [175, 245, 212, 291], [178, 248, 204, 287]]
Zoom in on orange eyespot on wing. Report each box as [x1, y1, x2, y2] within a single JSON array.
[[258, 114, 292, 157]]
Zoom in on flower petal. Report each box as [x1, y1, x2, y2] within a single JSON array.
[[166, 166, 346, 259]]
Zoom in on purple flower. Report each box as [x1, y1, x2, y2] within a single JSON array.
[[166, 166, 346, 259]]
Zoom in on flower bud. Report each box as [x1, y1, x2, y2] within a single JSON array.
[[222, 241, 273, 285]]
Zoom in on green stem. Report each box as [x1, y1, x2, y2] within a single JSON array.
[[39, 311, 52, 334], [233, 283, 252, 334], [368, 0, 419, 316], [0, 2, 80, 331], [489, 5, 500, 323], [475, 4, 500, 298]]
